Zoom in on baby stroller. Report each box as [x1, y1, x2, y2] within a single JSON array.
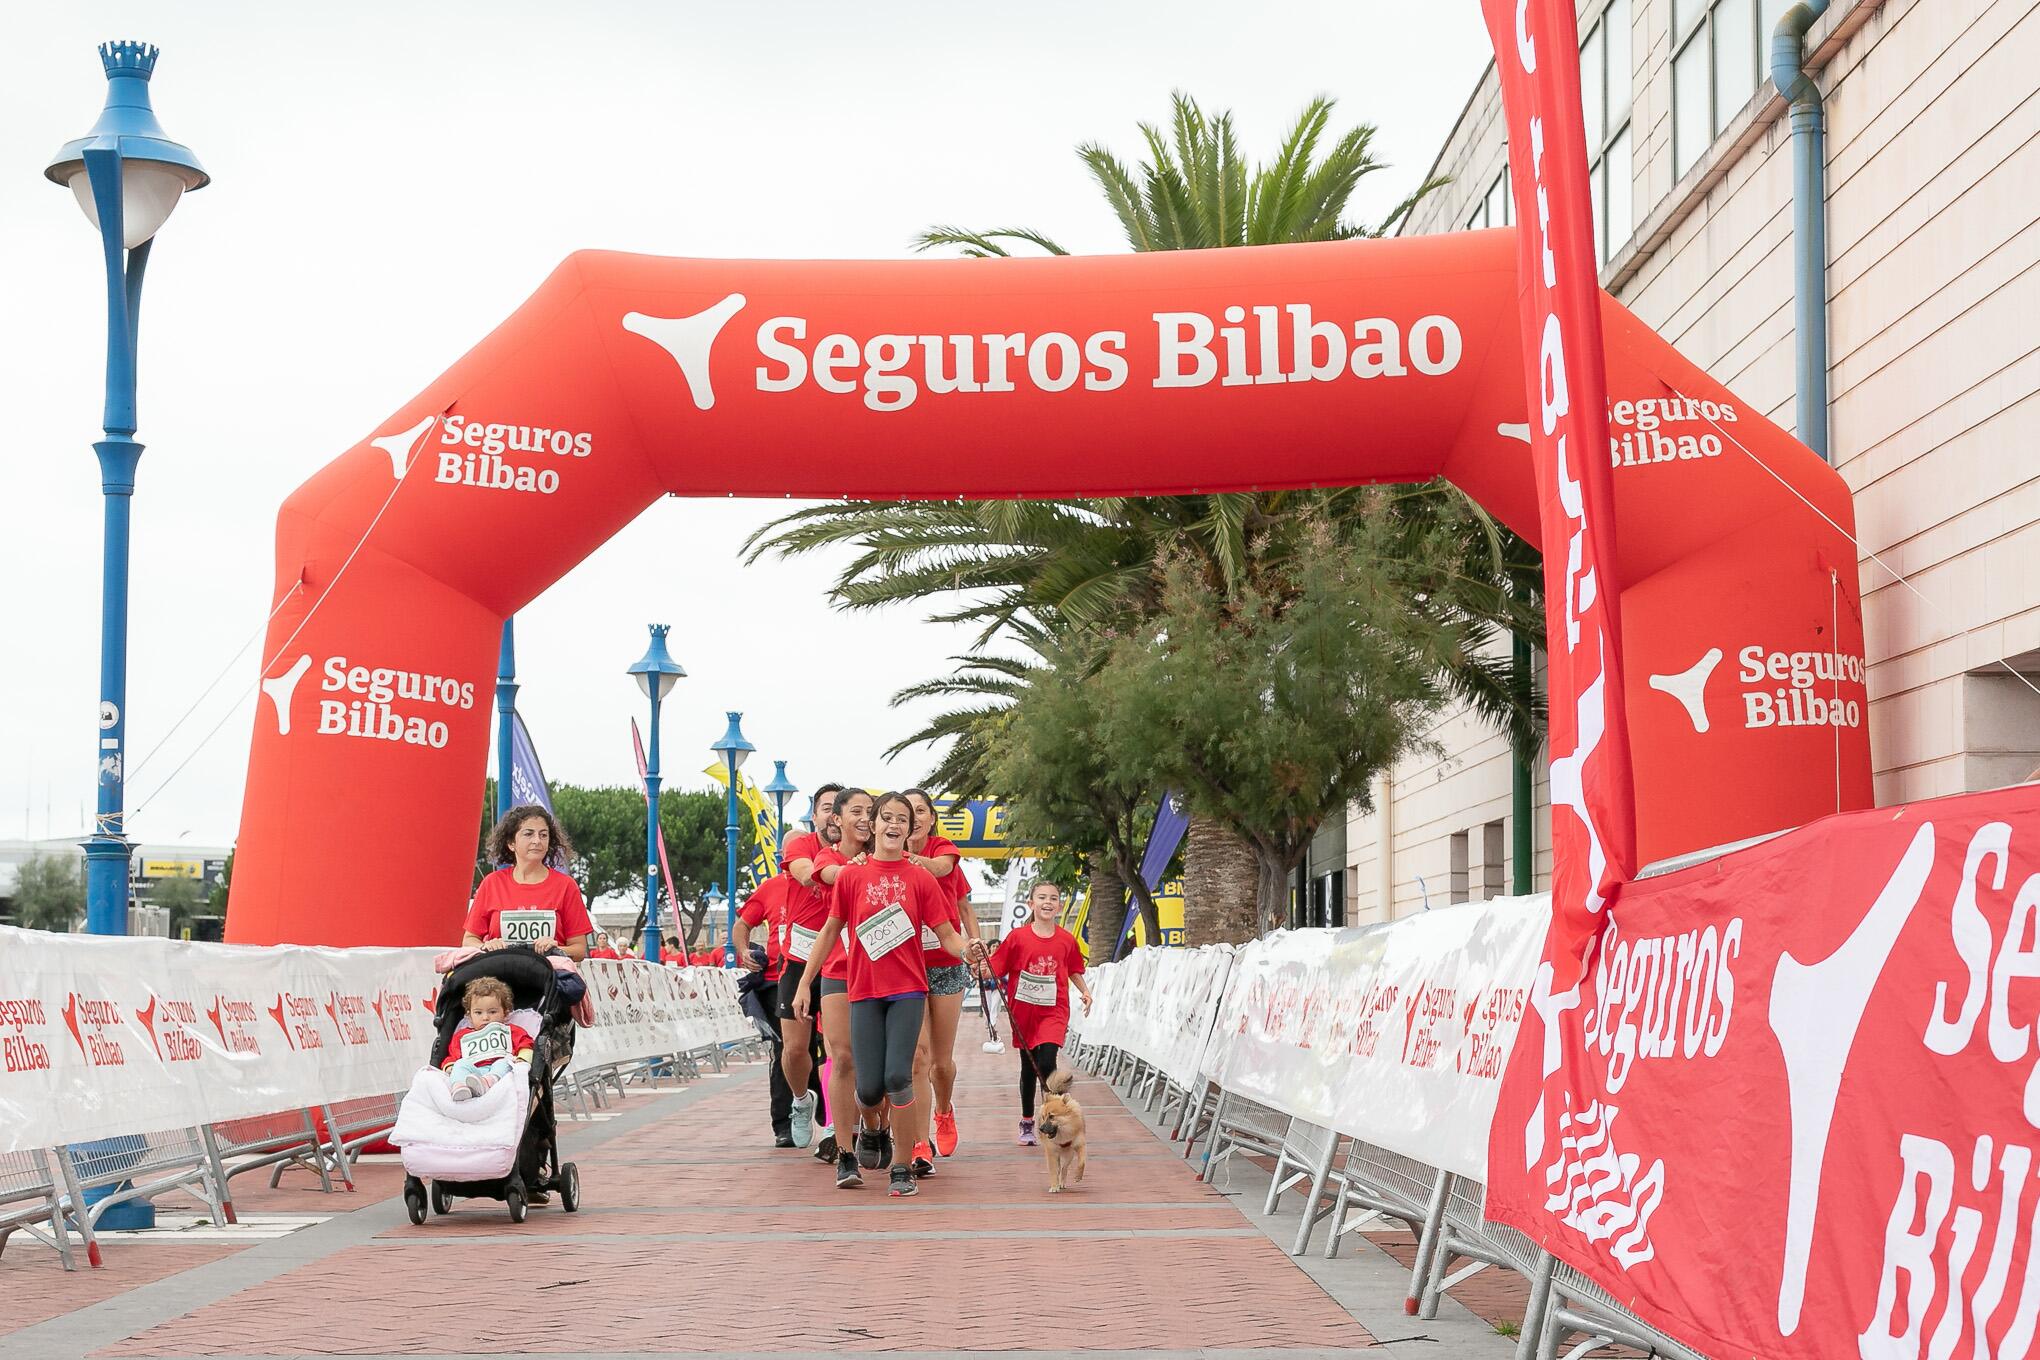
[[397, 947, 581, 1224]]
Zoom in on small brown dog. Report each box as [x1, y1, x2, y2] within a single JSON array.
[[1037, 1068, 1086, 1193]]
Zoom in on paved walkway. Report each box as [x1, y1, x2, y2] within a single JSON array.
[[2, 1044, 1529, 1358]]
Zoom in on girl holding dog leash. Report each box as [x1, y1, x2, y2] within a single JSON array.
[[977, 880, 1092, 1146]]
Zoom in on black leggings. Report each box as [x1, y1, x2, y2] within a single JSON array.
[[1018, 1042, 1061, 1117], [850, 994, 926, 1109]]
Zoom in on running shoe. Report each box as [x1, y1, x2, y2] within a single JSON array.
[[814, 1130, 838, 1163], [774, 1131, 795, 1148], [788, 1092, 816, 1148], [932, 1108, 959, 1156], [1017, 1117, 1038, 1147], [911, 1141, 936, 1177], [888, 1166, 918, 1197], [857, 1126, 888, 1170], [879, 1127, 894, 1169], [835, 1153, 863, 1189]]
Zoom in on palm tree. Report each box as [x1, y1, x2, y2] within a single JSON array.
[[747, 94, 1536, 946]]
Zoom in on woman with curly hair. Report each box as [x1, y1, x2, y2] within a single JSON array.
[[463, 804, 592, 961]]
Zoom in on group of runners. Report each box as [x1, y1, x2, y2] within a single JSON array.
[[732, 784, 1093, 1198]]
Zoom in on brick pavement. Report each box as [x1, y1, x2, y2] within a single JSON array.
[[1, 1042, 1524, 1358]]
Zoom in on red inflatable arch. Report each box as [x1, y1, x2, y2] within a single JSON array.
[[227, 231, 1870, 946]]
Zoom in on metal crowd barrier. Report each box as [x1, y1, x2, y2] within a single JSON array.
[[1078, 1027, 1713, 1360], [0, 1149, 74, 1269], [202, 1109, 344, 1215], [54, 1128, 229, 1269]]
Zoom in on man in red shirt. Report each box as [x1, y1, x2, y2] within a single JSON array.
[[735, 875, 825, 1147]]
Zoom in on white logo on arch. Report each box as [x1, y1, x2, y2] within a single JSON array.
[[622, 293, 747, 411], [262, 655, 313, 735]]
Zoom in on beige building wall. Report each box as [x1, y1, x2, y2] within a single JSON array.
[[1347, 0, 2040, 921]]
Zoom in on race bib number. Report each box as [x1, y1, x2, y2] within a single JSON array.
[[1015, 970, 1057, 1006], [499, 909, 556, 945], [463, 1022, 515, 1063], [787, 923, 820, 962], [856, 903, 915, 961], [919, 923, 942, 951]]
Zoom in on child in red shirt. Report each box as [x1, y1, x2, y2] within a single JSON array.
[[442, 977, 534, 1101], [982, 880, 1092, 1145]]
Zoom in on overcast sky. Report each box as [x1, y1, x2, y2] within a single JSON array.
[[0, 1, 1492, 847]]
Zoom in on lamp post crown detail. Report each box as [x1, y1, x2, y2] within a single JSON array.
[[99, 40, 161, 78]]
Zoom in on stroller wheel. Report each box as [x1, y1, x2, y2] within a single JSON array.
[[402, 1177, 426, 1226], [506, 1178, 528, 1224], [430, 1182, 452, 1216], [559, 1162, 580, 1213]]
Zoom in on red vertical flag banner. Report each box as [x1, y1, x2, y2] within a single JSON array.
[[1478, 0, 1640, 1195]]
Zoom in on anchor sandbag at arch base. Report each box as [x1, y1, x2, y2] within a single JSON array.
[[226, 232, 1868, 948]]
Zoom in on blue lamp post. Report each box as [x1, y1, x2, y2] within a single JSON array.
[[703, 884, 725, 959], [46, 41, 208, 940], [709, 712, 754, 966], [495, 619, 517, 821], [762, 760, 798, 865], [627, 626, 685, 964]]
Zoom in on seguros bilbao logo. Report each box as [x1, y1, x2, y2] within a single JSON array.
[[262, 654, 476, 746], [623, 291, 1465, 416]]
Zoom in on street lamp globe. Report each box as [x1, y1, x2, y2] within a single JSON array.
[[710, 711, 755, 771], [627, 624, 686, 701], [45, 42, 209, 249]]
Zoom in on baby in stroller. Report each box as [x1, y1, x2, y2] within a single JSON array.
[[395, 947, 581, 1224], [442, 977, 534, 1101]]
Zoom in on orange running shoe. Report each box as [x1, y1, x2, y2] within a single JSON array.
[[933, 1109, 959, 1156]]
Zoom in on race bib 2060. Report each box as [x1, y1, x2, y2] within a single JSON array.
[[500, 909, 557, 944]]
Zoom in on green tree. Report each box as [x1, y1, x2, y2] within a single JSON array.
[[981, 638, 1164, 959], [12, 852, 84, 933], [1100, 518, 1452, 934], [206, 851, 234, 916], [147, 874, 205, 939]]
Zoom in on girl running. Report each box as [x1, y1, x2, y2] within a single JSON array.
[[981, 881, 1092, 1146], [795, 792, 970, 1197], [902, 788, 980, 1170], [798, 789, 872, 1188]]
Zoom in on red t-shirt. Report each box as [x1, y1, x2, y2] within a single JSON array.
[[916, 836, 968, 968], [781, 834, 834, 971], [813, 848, 853, 980], [465, 868, 593, 948], [988, 926, 1086, 1048], [738, 878, 788, 981], [828, 859, 958, 1001], [442, 1021, 534, 1069], [588, 946, 622, 960]]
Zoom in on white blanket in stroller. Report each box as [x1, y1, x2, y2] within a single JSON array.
[[391, 1060, 532, 1181]]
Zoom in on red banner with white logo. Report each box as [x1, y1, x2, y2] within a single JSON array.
[[1479, 0, 1638, 984], [1485, 783, 2040, 1357]]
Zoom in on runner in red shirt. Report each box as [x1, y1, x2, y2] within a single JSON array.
[[902, 788, 982, 1168], [793, 792, 969, 1197], [982, 880, 1093, 1146], [802, 789, 873, 1188], [778, 783, 842, 1156], [465, 805, 592, 961]]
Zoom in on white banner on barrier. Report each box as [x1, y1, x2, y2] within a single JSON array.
[[0, 925, 438, 1153], [1209, 899, 1546, 1181], [1075, 897, 1547, 1182], [566, 959, 752, 1076]]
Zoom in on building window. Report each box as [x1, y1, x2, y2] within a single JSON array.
[[1674, 0, 1792, 180], [1581, 0, 1633, 263], [1465, 162, 1513, 230], [1449, 830, 1470, 905], [1482, 820, 1505, 900]]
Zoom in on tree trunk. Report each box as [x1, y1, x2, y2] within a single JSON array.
[[1086, 860, 1125, 962], [1181, 814, 1259, 945], [1256, 849, 1294, 938]]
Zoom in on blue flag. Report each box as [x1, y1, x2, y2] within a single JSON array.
[[1116, 789, 1190, 957], [507, 711, 554, 813]]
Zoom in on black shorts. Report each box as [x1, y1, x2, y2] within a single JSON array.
[[776, 973, 823, 1021]]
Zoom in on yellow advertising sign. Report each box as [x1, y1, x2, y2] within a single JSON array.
[[142, 860, 203, 880]]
